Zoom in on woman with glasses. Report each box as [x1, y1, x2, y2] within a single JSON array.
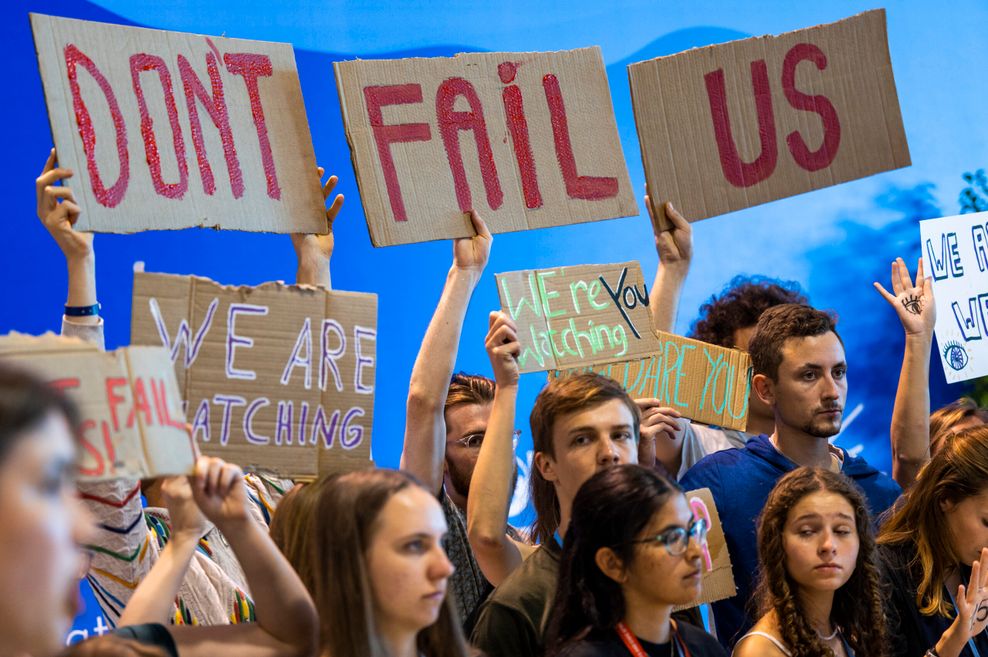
[[733, 468, 887, 657], [546, 464, 725, 656]]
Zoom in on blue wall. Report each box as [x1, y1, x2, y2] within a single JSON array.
[[3, 0, 984, 641]]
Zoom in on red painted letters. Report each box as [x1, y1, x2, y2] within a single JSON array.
[[224, 53, 280, 200], [499, 62, 542, 209], [130, 54, 189, 199], [782, 43, 841, 172]]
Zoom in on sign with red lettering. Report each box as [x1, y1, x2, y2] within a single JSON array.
[[31, 14, 326, 234], [131, 271, 377, 477], [335, 47, 637, 246], [0, 334, 196, 480], [628, 10, 910, 227]]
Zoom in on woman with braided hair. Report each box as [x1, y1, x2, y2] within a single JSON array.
[[733, 468, 887, 657]]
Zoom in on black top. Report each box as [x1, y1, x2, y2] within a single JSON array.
[[113, 624, 179, 657], [556, 623, 727, 657], [880, 541, 988, 657]]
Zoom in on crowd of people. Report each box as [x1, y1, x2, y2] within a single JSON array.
[[2, 146, 987, 657]]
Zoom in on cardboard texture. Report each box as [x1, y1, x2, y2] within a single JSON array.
[[0, 333, 196, 480], [674, 488, 736, 610], [335, 47, 637, 246], [30, 13, 325, 234], [628, 9, 910, 228], [130, 271, 377, 477], [920, 211, 988, 384], [497, 260, 751, 428], [497, 261, 658, 372]]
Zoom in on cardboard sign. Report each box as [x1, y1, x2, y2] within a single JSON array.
[[628, 10, 910, 227], [31, 14, 326, 234], [496, 261, 657, 372], [335, 47, 637, 246], [920, 211, 988, 383], [0, 333, 196, 480], [675, 488, 736, 610], [130, 272, 376, 477], [551, 331, 751, 430]]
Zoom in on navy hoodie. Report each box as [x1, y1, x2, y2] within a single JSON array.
[[679, 434, 901, 651]]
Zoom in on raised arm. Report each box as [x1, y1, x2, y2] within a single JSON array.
[[874, 257, 936, 488], [117, 476, 207, 627], [292, 167, 344, 289], [467, 311, 532, 585], [400, 211, 492, 494], [169, 457, 318, 657], [646, 195, 692, 334]]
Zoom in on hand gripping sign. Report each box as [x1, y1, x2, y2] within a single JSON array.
[[31, 14, 326, 234]]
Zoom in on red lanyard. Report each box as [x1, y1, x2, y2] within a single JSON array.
[[615, 621, 692, 657]]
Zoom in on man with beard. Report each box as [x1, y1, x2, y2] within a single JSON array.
[[680, 303, 900, 651]]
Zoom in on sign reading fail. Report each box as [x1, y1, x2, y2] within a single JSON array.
[[335, 47, 637, 246], [31, 14, 326, 234], [551, 331, 751, 431], [920, 211, 988, 383], [497, 261, 658, 372], [628, 9, 910, 227], [131, 272, 377, 477], [0, 333, 196, 480], [675, 488, 736, 610]]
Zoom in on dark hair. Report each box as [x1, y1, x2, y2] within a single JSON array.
[[879, 425, 988, 616], [748, 304, 842, 381], [528, 373, 641, 545], [307, 469, 469, 657], [754, 468, 887, 657], [444, 372, 496, 415], [690, 276, 808, 348], [546, 465, 680, 652], [0, 364, 80, 464], [929, 397, 988, 456]]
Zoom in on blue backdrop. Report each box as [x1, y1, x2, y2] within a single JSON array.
[[2, 0, 985, 642]]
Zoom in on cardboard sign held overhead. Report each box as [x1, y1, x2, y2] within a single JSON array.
[[675, 488, 736, 610], [551, 331, 751, 431], [0, 334, 196, 480], [628, 9, 910, 227], [920, 211, 988, 383], [31, 14, 326, 234], [131, 272, 377, 477], [335, 47, 637, 246], [497, 261, 659, 372]]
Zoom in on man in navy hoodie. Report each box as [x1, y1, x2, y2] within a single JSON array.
[[680, 303, 900, 650]]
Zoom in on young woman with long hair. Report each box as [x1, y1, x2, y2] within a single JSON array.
[[546, 464, 725, 656], [733, 467, 887, 657], [877, 425, 988, 657]]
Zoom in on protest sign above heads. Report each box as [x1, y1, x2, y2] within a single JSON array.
[[335, 47, 637, 246], [674, 488, 736, 610], [0, 333, 196, 480], [628, 9, 910, 229], [551, 331, 752, 431], [131, 272, 377, 477], [920, 211, 988, 384], [31, 13, 326, 234], [496, 261, 660, 372]]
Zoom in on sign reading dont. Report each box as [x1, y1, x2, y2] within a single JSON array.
[[628, 10, 910, 227], [335, 47, 637, 246], [31, 14, 326, 234], [131, 272, 377, 477]]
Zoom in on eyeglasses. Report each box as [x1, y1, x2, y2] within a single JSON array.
[[451, 430, 521, 450], [622, 518, 708, 557]]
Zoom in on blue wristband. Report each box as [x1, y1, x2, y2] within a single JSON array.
[[64, 303, 100, 317]]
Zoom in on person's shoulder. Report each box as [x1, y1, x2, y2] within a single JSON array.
[[485, 544, 557, 606], [554, 637, 621, 657], [732, 632, 788, 657], [677, 621, 727, 656]]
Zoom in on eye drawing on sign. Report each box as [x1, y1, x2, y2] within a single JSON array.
[[901, 294, 923, 315], [688, 496, 713, 571], [943, 340, 969, 371]]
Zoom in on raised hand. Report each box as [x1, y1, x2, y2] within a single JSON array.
[[453, 210, 493, 274], [646, 190, 692, 272], [485, 311, 520, 387], [292, 167, 344, 287], [873, 257, 936, 337], [36, 148, 92, 261], [636, 399, 684, 470], [955, 548, 988, 640], [160, 476, 208, 541], [190, 457, 249, 530]]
